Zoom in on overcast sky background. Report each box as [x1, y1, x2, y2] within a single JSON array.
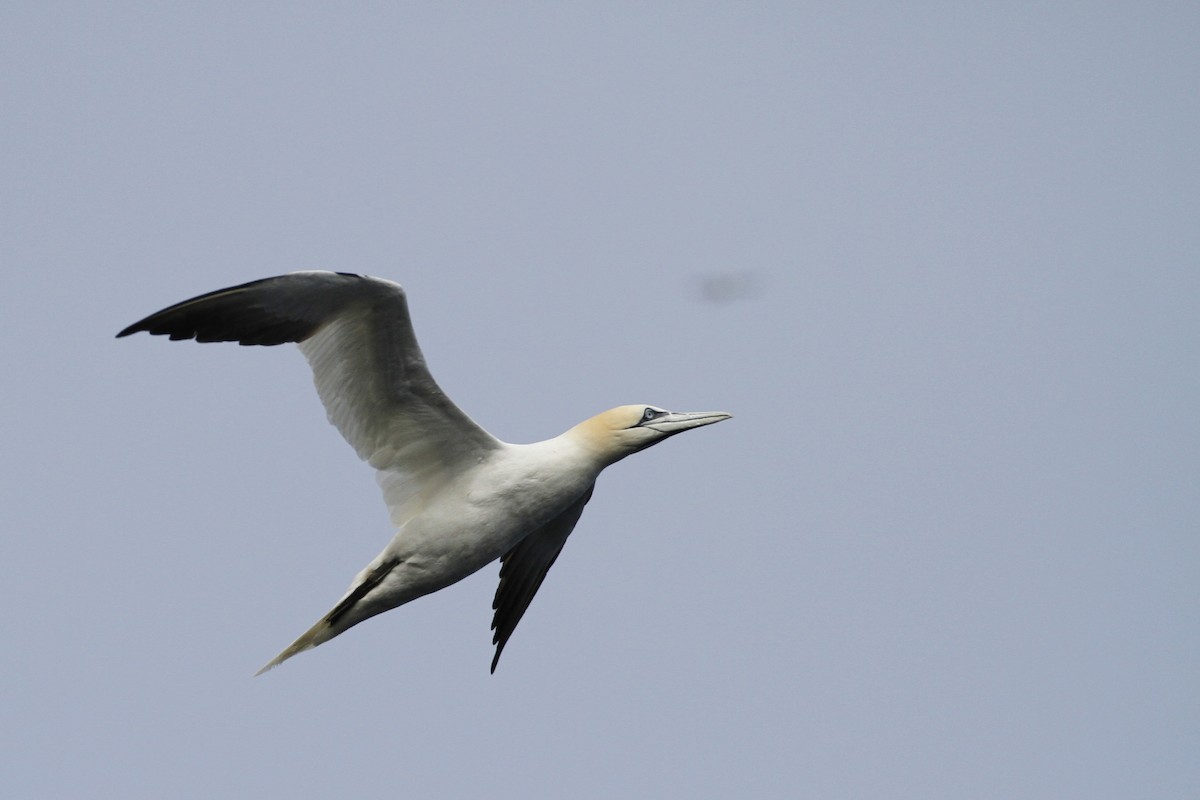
[[3, 3, 1197, 798]]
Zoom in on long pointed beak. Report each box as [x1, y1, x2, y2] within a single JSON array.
[[644, 410, 732, 434]]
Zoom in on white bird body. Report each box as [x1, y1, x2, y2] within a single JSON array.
[[366, 438, 597, 603], [118, 272, 730, 673]]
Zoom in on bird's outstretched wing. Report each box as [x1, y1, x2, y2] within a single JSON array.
[[117, 271, 501, 525], [490, 484, 594, 672]]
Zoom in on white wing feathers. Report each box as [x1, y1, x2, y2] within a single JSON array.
[[117, 271, 501, 526]]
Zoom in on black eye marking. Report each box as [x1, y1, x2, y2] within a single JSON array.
[[638, 407, 667, 426]]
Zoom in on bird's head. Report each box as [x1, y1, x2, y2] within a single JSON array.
[[572, 404, 732, 466]]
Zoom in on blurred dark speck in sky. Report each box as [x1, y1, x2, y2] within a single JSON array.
[[695, 271, 761, 305]]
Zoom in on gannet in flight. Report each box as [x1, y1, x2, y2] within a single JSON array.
[[117, 272, 730, 674]]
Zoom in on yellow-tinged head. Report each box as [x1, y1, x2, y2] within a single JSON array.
[[570, 404, 732, 466]]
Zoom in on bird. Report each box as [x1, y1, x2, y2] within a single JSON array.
[[117, 271, 731, 674]]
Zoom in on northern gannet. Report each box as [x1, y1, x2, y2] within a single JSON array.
[[117, 271, 731, 674]]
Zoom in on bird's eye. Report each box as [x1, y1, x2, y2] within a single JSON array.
[[643, 408, 658, 421]]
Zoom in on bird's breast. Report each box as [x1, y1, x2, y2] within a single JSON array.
[[471, 446, 593, 525], [420, 442, 594, 561]]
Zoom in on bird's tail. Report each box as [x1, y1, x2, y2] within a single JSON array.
[[254, 617, 338, 676], [254, 555, 402, 676]]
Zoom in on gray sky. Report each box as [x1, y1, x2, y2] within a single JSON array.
[[3, 3, 1197, 797]]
